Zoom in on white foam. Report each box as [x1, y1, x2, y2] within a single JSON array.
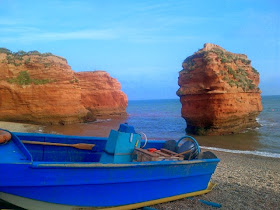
[[200, 146, 280, 158], [93, 119, 112, 123], [256, 117, 278, 127]]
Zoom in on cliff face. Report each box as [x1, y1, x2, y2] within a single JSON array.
[[0, 49, 127, 125], [75, 71, 128, 116], [177, 43, 262, 135]]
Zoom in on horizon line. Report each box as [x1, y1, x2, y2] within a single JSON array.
[[128, 94, 280, 101]]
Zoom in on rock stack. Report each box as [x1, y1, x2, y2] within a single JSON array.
[[177, 43, 262, 135]]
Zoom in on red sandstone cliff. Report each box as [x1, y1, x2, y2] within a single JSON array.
[[75, 71, 127, 116], [0, 49, 127, 125], [177, 43, 262, 135]]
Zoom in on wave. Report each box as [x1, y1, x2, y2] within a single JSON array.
[[256, 117, 279, 127], [200, 146, 280, 159], [258, 121, 278, 127], [92, 119, 112, 123]]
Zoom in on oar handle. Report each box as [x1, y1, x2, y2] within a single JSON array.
[[22, 140, 71, 147], [21, 140, 95, 151]]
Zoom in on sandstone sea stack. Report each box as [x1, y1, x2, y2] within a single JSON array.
[[177, 43, 262, 135], [0, 48, 127, 125]]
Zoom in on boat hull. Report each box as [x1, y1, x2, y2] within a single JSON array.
[[0, 129, 219, 209], [0, 183, 215, 210], [0, 160, 218, 208]]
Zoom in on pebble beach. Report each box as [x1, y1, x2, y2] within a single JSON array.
[[154, 150, 280, 210]]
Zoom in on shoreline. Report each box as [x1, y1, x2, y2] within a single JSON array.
[[200, 146, 280, 159]]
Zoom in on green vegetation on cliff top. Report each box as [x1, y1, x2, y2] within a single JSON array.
[[0, 47, 66, 66], [7, 71, 56, 86], [181, 47, 259, 91]]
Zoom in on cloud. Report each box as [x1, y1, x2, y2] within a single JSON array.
[[0, 26, 39, 33], [0, 1, 210, 44], [0, 29, 118, 43], [0, 24, 201, 44], [126, 34, 200, 43], [0, 17, 22, 25], [34, 29, 117, 41]]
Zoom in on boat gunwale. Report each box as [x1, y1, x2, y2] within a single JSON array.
[[14, 132, 108, 141], [30, 158, 220, 168]]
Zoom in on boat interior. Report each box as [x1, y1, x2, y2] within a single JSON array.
[[1, 124, 217, 164]]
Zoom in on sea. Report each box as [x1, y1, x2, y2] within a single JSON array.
[[43, 95, 280, 158]]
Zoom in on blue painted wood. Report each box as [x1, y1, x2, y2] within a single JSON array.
[[0, 161, 217, 206], [0, 126, 220, 208], [0, 129, 32, 163], [14, 132, 107, 162]]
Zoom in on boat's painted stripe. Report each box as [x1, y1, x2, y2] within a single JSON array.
[[97, 182, 215, 210], [31, 159, 219, 168], [0, 183, 215, 210]]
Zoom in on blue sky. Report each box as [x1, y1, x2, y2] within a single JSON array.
[[0, 0, 279, 100]]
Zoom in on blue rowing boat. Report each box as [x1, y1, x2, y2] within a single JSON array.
[[0, 124, 219, 210]]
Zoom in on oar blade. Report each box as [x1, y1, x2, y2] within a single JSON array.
[[73, 143, 95, 151]]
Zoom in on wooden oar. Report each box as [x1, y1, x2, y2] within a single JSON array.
[[173, 149, 192, 157], [21, 140, 95, 151]]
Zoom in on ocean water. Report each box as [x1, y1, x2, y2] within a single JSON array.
[[44, 96, 280, 158], [127, 96, 280, 158]]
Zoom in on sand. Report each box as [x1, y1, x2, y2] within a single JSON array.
[[153, 150, 280, 210], [0, 121, 42, 133]]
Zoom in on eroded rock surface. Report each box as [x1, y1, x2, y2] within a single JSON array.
[[75, 71, 127, 116], [177, 43, 262, 135], [0, 49, 127, 125]]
